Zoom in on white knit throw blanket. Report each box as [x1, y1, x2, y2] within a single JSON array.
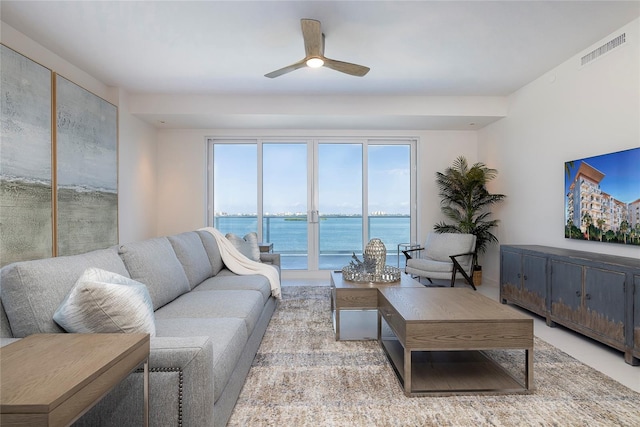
[[199, 227, 281, 299]]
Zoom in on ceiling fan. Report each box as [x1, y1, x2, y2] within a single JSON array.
[[265, 19, 370, 78]]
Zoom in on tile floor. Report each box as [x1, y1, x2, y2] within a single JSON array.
[[281, 277, 640, 393]]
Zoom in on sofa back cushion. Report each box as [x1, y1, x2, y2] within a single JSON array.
[[168, 232, 214, 289], [0, 248, 129, 337], [119, 237, 190, 310], [225, 232, 261, 262], [196, 230, 224, 275], [424, 232, 476, 264]]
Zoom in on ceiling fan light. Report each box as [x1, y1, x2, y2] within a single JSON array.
[[306, 57, 324, 68]]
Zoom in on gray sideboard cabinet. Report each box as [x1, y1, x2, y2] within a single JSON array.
[[500, 245, 640, 366]]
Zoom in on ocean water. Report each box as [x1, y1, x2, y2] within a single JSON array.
[[214, 215, 412, 270]]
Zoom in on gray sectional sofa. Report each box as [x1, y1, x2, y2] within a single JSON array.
[[0, 230, 280, 426]]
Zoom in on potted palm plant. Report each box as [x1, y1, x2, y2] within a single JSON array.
[[434, 156, 506, 284]]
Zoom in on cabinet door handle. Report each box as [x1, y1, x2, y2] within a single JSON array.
[[517, 273, 521, 279], [585, 293, 591, 300], [523, 275, 528, 281], [575, 291, 581, 297]]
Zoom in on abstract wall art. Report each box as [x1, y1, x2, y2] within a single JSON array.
[[0, 45, 53, 267], [55, 75, 118, 256], [1, 46, 119, 265]]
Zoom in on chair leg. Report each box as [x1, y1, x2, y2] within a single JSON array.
[[450, 262, 477, 291]]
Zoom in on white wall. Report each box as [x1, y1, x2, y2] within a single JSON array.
[[478, 18, 640, 285], [415, 131, 478, 240], [9, 15, 636, 280], [156, 129, 209, 235], [1, 22, 159, 245], [117, 90, 159, 243], [155, 128, 477, 244]]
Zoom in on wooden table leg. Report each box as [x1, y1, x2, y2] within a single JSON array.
[[144, 359, 149, 427], [525, 348, 534, 390], [404, 347, 412, 395]]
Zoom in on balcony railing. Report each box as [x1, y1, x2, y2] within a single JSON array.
[[214, 214, 411, 270]]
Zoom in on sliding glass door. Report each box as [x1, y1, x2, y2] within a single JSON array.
[[209, 138, 415, 271], [317, 143, 363, 269], [211, 142, 258, 235], [262, 142, 309, 269], [367, 144, 412, 266]]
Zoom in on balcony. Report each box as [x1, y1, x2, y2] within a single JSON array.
[[215, 214, 411, 270]]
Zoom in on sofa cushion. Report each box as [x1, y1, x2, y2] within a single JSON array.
[[406, 258, 453, 273], [225, 232, 261, 262], [168, 232, 213, 289], [154, 290, 263, 336], [53, 267, 156, 336], [423, 232, 476, 263], [0, 248, 129, 337], [155, 317, 248, 402], [0, 301, 12, 338], [119, 237, 190, 310], [196, 230, 225, 275], [195, 271, 272, 304]]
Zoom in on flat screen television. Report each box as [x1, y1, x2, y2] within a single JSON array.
[[564, 147, 640, 246]]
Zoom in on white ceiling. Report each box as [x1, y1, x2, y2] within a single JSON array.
[[1, 1, 639, 129]]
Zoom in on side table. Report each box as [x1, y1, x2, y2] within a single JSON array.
[[1, 333, 150, 427], [330, 271, 424, 340], [397, 243, 421, 268], [258, 242, 273, 253]]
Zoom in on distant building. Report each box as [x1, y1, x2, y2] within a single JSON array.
[[566, 161, 632, 235], [630, 198, 640, 229]]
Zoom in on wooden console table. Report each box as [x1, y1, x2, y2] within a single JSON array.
[[1, 333, 150, 427]]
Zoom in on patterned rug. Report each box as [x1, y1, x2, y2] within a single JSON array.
[[228, 286, 640, 426]]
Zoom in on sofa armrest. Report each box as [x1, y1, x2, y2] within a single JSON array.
[[76, 336, 214, 427], [149, 336, 215, 425], [260, 252, 281, 268]]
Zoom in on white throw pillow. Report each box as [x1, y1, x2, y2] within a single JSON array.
[[53, 267, 156, 336], [225, 232, 261, 262]]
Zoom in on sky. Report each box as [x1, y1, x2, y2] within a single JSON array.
[[214, 142, 411, 216], [564, 147, 640, 203]]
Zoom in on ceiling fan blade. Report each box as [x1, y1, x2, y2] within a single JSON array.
[[264, 59, 307, 78], [301, 19, 323, 58], [323, 58, 370, 77]]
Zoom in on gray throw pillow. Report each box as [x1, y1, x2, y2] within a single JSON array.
[[225, 232, 261, 262], [53, 267, 156, 336]]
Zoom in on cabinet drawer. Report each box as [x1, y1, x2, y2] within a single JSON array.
[[335, 288, 378, 309]]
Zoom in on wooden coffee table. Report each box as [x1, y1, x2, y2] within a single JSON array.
[[378, 287, 534, 396], [1, 333, 150, 426], [330, 271, 423, 340]]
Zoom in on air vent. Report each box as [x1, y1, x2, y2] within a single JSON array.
[[580, 33, 626, 67]]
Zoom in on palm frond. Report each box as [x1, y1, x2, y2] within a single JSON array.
[[433, 156, 506, 265]]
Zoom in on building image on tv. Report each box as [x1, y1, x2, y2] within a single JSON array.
[[565, 147, 640, 246]]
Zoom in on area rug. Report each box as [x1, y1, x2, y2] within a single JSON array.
[[228, 286, 640, 426]]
